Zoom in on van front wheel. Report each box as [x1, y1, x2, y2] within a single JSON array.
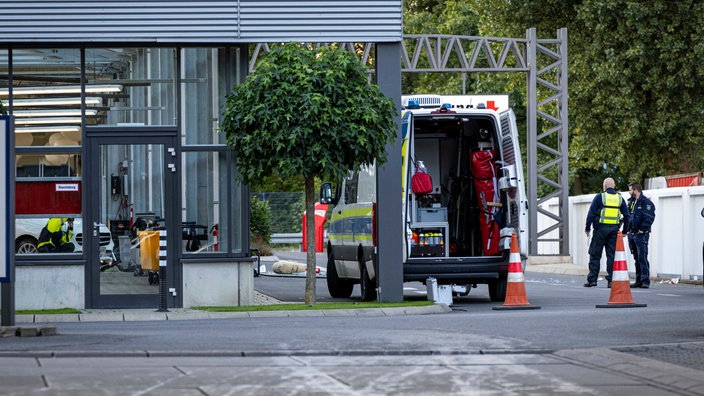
[[488, 278, 507, 302], [360, 262, 376, 302], [327, 252, 354, 298]]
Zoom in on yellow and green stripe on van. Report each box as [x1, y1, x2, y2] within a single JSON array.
[[329, 206, 374, 242]]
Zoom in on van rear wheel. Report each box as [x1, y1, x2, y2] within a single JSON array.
[[327, 251, 354, 298], [488, 278, 507, 302]]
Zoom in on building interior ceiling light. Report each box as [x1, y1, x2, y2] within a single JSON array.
[[12, 109, 98, 117], [15, 125, 82, 134], [11, 97, 102, 106], [0, 84, 122, 96], [15, 117, 83, 125]]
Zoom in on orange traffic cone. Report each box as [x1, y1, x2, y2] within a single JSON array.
[[493, 233, 540, 310], [596, 232, 647, 308]]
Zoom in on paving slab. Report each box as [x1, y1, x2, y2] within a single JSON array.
[[0, 350, 701, 395], [15, 314, 35, 323], [380, 307, 410, 316], [34, 314, 80, 323], [0, 326, 18, 337], [78, 312, 124, 322], [205, 311, 251, 319], [123, 310, 169, 321]]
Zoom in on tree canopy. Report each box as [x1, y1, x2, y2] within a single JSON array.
[[222, 43, 396, 186], [221, 43, 396, 304], [404, 0, 704, 193]]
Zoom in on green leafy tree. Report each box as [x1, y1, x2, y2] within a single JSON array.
[[221, 43, 397, 305], [569, 1, 704, 192], [249, 197, 273, 255], [466, 0, 704, 193], [402, 0, 481, 95]]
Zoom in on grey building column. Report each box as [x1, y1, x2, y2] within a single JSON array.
[[237, 44, 251, 254], [374, 42, 403, 302]]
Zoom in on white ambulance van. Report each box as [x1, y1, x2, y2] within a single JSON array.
[[320, 94, 528, 302]]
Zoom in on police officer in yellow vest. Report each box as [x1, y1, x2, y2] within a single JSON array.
[[37, 217, 76, 253], [584, 178, 630, 288]]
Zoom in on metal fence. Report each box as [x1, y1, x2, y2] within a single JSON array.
[[250, 191, 305, 234]]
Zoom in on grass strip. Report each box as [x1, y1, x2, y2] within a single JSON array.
[[194, 300, 434, 312]]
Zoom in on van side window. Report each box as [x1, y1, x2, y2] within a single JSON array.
[[344, 171, 359, 204]]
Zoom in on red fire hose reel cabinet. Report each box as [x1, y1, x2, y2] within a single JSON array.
[[302, 202, 329, 253]]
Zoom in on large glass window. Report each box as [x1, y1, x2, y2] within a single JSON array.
[[181, 151, 242, 254], [86, 48, 177, 127], [181, 48, 244, 254], [15, 153, 86, 256], [182, 48, 227, 145], [0, 49, 5, 110], [1, 49, 84, 147], [180, 47, 244, 255], [4, 46, 247, 259], [5, 49, 85, 257]]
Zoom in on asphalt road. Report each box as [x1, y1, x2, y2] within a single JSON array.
[[6, 251, 704, 395], [6, 266, 704, 354]]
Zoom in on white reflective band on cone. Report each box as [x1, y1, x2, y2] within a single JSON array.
[[612, 268, 629, 281], [507, 272, 524, 282]]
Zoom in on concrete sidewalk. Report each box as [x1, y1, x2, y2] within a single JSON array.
[[525, 255, 588, 276], [10, 302, 452, 325], [4, 256, 692, 334], [2, 345, 704, 395]]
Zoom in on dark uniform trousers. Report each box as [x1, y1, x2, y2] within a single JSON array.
[[587, 225, 619, 284], [633, 232, 650, 285], [627, 233, 640, 281]]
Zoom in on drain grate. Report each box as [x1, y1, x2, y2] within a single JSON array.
[[614, 343, 704, 371]]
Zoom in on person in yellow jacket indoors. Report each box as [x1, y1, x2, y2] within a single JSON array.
[[37, 217, 76, 253]]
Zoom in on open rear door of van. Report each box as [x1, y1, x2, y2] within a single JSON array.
[[499, 109, 528, 257], [401, 110, 413, 262]]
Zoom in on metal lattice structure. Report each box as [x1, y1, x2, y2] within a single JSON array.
[[250, 28, 569, 255]]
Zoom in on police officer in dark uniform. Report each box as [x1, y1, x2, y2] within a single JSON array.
[[626, 187, 639, 282], [584, 178, 630, 288], [627, 182, 655, 288]]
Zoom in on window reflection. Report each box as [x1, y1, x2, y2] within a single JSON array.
[[7, 46, 246, 260], [15, 153, 86, 256]]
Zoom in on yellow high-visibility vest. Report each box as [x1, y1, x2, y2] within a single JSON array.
[[599, 192, 622, 224]]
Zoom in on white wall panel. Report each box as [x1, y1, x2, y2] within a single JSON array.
[[539, 185, 704, 280]]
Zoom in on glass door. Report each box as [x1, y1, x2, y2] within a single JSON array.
[[88, 134, 177, 308]]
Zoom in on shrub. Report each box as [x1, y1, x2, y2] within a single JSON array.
[[250, 197, 273, 255]]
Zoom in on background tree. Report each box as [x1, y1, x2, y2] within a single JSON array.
[[402, 0, 480, 95], [569, 1, 704, 192], [404, 0, 704, 194], [221, 43, 396, 305]]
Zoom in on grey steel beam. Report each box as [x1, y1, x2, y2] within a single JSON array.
[[530, 28, 569, 255], [526, 28, 539, 255]]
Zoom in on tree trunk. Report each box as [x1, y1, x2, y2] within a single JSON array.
[[573, 174, 583, 196], [304, 175, 317, 305]]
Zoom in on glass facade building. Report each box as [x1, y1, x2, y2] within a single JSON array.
[[0, 1, 403, 309], [3, 46, 250, 308]]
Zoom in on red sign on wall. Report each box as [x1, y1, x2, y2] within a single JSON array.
[[16, 181, 82, 215]]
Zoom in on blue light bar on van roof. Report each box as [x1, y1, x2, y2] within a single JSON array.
[[406, 99, 420, 109], [441, 103, 451, 109]]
